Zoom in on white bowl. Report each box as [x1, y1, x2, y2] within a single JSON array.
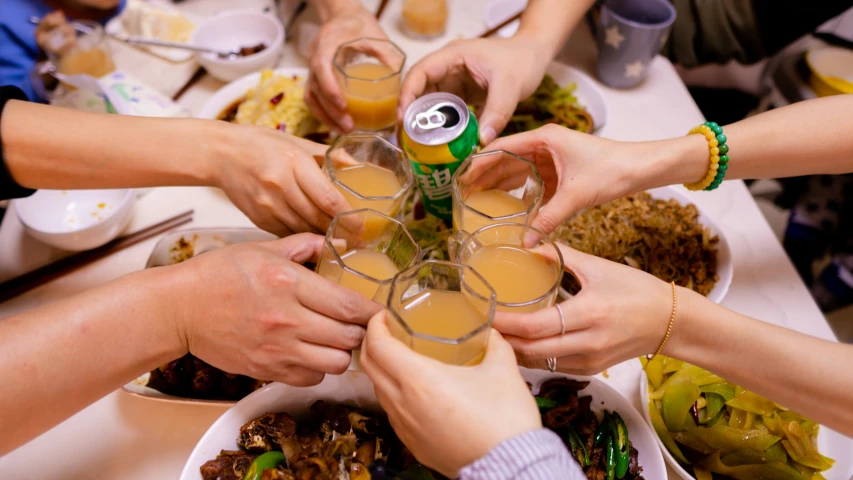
[[180, 369, 666, 480], [196, 66, 308, 120], [191, 10, 284, 83], [483, 0, 528, 38], [13, 189, 134, 251], [639, 371, 853, 480], [545, 61, 610, 137]]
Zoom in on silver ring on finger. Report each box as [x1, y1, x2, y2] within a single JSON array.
[[556, 303, 566, 335], [547, 357, 557, 372]]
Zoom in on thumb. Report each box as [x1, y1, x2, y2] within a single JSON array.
[[531, 188, 581, 235], [478, 80, 520, 145], [260, 233, 326, 263], [481, 329, 520, 370]]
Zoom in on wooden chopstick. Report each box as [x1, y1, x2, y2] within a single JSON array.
[[375, 0, 390, 19], [0, 209, 194, 304], [479, 11, 523, 38], [172, 66, 206, 102]]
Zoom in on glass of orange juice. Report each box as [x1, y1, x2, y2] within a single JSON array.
[[401, 0, 449, 39], [387, 260, 496, 366], [451, 150, 545, 240], [316, 209, 420, 303], [333, 38, 406, 132], [456, 223, 564, 313], [326, 133, 414, 237], [48, 20, 116, 81]]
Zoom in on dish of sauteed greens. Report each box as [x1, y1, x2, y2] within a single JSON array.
[[199, 378, 649, 480], [642, 356, 834, 480], [500, 75, 594, 135]]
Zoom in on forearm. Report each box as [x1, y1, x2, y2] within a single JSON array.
[[642, 95, 853, 188], [513, 0, 594, 60], [1, 100, 230, 190], [314, 0, 366, 22], [0, 266, 187, 454], [667, 289, 853, 437]]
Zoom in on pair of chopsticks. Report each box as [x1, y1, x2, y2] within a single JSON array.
[[0, 210, 194, 304], [373, 3, 522, 38]]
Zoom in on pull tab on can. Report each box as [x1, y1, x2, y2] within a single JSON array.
[[413, 102, 454, 130]]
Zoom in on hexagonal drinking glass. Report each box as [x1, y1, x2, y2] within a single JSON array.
[[387, 260, 496, 365], [315, 209, 420, 303], [456, 223, 564, 313], [326, 133, 414, 236], [451, 150, 544, 240], [333, 37, 406, 132]]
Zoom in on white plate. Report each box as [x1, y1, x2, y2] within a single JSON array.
[[121, 227, 276, 406], [545, 61, 610, 137], [179, 368, 666, 480], [558, 186, 732, 304], [106, 0, 198, 62], [196, 66, 309, 120], [639, 371, 853, 480]]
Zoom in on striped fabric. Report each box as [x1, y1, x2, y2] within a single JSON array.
[[459, 428, 584, 479]]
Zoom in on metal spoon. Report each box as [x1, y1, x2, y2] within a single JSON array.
[[111, 35, 244, 59]]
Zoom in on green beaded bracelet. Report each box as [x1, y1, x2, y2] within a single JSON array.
[[702, 122, 729, 191]]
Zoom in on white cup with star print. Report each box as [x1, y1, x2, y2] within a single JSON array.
[[593, 0, 675, 88]]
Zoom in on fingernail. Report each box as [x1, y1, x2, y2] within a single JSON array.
[[523, 231, 538, 248], [341, 115, 354, 132], [335, 97, 346, 109], [480, 126, 496, 145]]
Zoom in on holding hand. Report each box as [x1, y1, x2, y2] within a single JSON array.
[[360, 312, 541, 478], [399, 37, 552, 145], [494, 243, 683, 375], [172, 234, 383, 387], [213, 125, 350, 236], [305, 4, 388, 132], [35, 11, 76, 56]]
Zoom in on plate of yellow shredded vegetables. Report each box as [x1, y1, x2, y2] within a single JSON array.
[[640, 357, 852, 480]]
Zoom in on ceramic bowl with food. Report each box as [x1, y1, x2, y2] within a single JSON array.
[[13, 189, 134, 251], [639, 369, 853, 480], [805, 47, 853, 97], [190, 10, 284, 82], [180, 369, 666, 480]]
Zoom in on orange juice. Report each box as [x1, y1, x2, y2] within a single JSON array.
[[455, 189, 527, 235], [402, 0, 448, 38], [342, 63, 400, 131], [334, 163, 404, 238], [320, 248, 399, 299], [397, 289, 488, 365], [465, 245, 557, 311], [58, 48, 115, 82]]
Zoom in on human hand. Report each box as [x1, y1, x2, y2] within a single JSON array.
[[399, 37, 551, 145], [484, 124, 658, 234], [172, 234, 383, 387], [360, 312, 541, 477], [305, 5, 388, 132], [493, 243, 688, 375], [213, 124, 350, 236], [35, 11, 75, 56]]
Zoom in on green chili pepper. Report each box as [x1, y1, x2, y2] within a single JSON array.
[[566, 424, 589, 467], [594, 411, 612, 446], [535, 396, 559, 411], [612, 412, 630, 479], [605, 435, 616, 480], [243, 451, 286, 480]]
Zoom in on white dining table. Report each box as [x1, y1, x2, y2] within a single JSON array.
[[0, 1, 843, 479]]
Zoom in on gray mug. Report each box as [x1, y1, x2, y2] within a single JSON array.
[[594, 0, 676, 88]]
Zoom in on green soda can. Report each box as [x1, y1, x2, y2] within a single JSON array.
[[400, 93, 479, 221]]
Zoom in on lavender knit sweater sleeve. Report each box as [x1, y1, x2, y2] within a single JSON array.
[[458, 429, 584, 480]]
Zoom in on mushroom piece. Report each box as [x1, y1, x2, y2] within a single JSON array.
[[238, 412, 297, 452]]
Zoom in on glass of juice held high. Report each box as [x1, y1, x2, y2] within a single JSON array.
[[325, 133, 414, 238], [316, 209, 420, 303], [333, 38, 406, 132], [387, 260, 497, 366]]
